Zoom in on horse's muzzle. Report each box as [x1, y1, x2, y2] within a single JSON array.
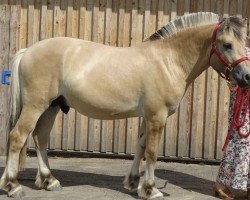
[[231, 66, 250, 88]]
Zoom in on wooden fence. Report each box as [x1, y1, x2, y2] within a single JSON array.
[[0, 0, 249, 161]]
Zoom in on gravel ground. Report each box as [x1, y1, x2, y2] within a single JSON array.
[[0, 156, 222, 200]]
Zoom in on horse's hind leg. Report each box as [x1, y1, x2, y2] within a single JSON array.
[[32, 106, 62, 191], [123, 119, 146, 192], [0, 106, 45, 198]]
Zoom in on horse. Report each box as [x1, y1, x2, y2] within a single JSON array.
[[0, 12, 250, 199]]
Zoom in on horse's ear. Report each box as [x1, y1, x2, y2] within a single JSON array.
[[243, 18, 248, 27], [246, 36, 250, 48], [219, 15, 225, 22]]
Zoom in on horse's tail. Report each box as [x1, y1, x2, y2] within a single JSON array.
[[7, 48, 27, 171]]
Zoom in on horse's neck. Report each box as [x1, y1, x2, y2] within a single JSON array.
[[162, 24, 215, 86]]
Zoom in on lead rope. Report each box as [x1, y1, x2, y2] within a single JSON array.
[[222, 46, 250, 151], [222, 86, 250, 151]]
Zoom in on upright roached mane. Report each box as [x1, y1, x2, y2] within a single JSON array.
[[148, 12, 220, 41]]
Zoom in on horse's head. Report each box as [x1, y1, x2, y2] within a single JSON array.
[[209, 16, 250, 88]]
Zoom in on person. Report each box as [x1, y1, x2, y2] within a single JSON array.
[[213, 42, 250, 200]]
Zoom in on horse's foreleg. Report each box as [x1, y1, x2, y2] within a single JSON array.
[[138, 115, 165, 200], [0, 106, 44, 198], [32, 106, 62, 191], [123, 119, 146, 192]]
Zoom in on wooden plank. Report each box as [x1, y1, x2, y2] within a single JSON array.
[[123, 0, 133, 154], [177, 86, 192, 158], [143, 0, 150, 40], [170, 0, 177, 20], [40, 0, 47, 40], [203, 69, 218, 159], [203, 0, 210, 12], [116, 0, 127, 153], [117, 0, 125, 47], [27, 0, 34, 47], [62, 0, 76, 150], [127, 0, 142, 154], [33, 0, 41, 42], [184, 0, 189, 14], [83, 0, 95, 152], [110, 0, 121, 153], [157, 0, 164, 28], [50, 0, 60, 149], [109, 0, 118, 46], [98, 0, 105, 43], [98, 0, 106, 152], [237, 0, 243, 18], [27, 0, 35, 148], [190, 74, 206, 159], [78, 0, 86, 40], [216, 0, 230, 159], [100, 0, 113, 152], [76, 0, 88, 151], [165, 113, 178, 157], [89, 0, 102, 152], [20, 0, 28, 48], [9, 0, 21, 60], [49, 0, 65, 150], [223, 0, 229, 17], [45, 0, 54, 38], [92, 0, 99, 42], [9, 0, 20, 114], [70, 0, 81, 151], [216, 79, 230, 160], [177, 0, 185, 16], [0, 1, 10, 155], [229, 0, 237, 16], [148, 0, 157, 36]]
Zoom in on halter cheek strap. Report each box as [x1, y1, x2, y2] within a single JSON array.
[[209, 22, 250, 80]]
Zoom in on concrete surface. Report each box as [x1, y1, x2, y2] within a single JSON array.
[[0, 156, 221, 200]]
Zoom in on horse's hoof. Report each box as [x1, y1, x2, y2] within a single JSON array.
[[46, 180, 62, 191], [138, 184, 163, 200], [8, 185, 25, 198]]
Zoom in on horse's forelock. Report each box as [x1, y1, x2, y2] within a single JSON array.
[[220, 16, 247, 41]]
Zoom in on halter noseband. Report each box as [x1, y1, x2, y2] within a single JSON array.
[[209, 22, 250, 80]]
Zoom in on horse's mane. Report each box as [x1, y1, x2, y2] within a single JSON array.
[[148, 12, 247, 42], [148, 12, 220, 41]]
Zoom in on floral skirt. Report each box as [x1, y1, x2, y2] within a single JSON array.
[[216, 89, 250, 191]]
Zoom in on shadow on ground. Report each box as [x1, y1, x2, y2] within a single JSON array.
[[155, 169, 214, 196], [0, 167, 214, 198]]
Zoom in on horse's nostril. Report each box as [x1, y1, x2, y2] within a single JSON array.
[[245, 74, 250, 81]]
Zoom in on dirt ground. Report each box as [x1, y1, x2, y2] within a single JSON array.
[[0, 156, 223, 200]]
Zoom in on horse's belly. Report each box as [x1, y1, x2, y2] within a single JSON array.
[[64, 90, 142, 120]]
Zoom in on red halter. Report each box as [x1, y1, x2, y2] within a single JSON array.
[[209, 22, 250, 80]]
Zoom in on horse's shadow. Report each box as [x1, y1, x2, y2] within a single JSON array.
[[0, 167, 214, 198]]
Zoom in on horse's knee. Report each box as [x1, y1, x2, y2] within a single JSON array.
[[8, 131, 25, 152]]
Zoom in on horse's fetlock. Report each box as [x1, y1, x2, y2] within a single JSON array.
[[129, 174, 140, 188], [143, 180, 155, 196]]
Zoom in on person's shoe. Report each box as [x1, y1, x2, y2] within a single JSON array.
[[213, 183, 234, 200]]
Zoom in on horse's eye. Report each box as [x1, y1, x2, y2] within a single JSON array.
[[223, 43, 232, 50]]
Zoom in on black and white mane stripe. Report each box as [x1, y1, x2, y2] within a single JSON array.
[[148, 12, 220, 41]]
